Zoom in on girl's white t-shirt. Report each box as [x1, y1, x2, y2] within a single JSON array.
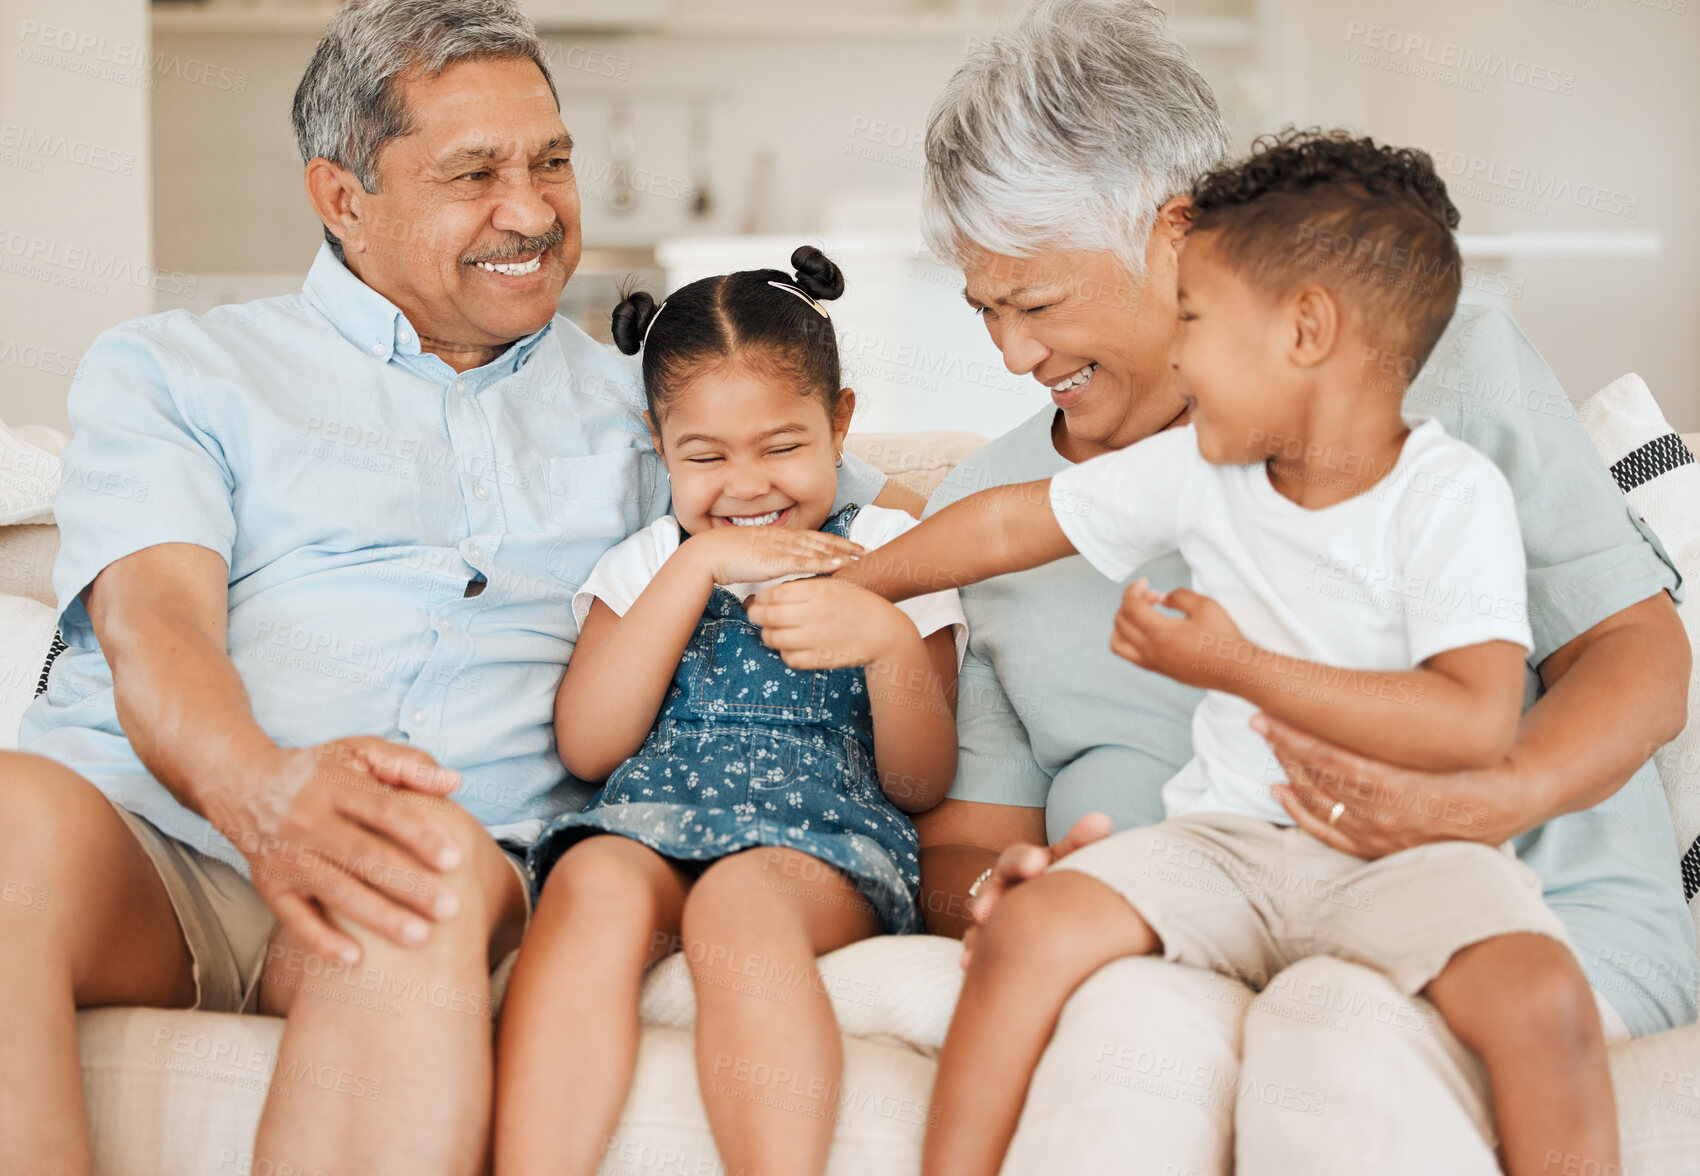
[[574, 504, 968, 664], [1049, 417, 1533, 824]]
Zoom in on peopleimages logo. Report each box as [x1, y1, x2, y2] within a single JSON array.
[[15, 19, 249, 93], [1342, 21, 1577, 96], [1426, 148, 1640, 220], [0, 228, 199, 297], [0, 123, 137, 176]]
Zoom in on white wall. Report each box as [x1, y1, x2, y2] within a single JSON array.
[[0, 0, 154, 431], [145, 11, 1258, 440], [1277, 0, 1700, 427], [129, 0, 1700, 434]]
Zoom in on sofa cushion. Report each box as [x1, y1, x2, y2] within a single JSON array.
[[1579, 376, 1700, 944], [846, 431, 986, 502], [0, 417, 62, 527], [0, 591, 56, 752], [0, 521, 58, 608], [75, 1007, 938, 1176], [79, 1008, 274, 1176], [638, 934, 965, 1057]]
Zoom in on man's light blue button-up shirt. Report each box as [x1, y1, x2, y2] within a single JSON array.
[[22, 244, 886, 870]]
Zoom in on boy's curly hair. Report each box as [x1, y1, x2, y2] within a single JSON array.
[[1189, 128, 1462, 377]]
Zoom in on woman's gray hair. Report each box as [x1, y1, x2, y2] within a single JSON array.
[[923, 0, 1232, 276], [292, 0, 557, 255]]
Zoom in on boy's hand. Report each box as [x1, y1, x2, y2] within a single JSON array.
[[1110, 579, 1246, 689], [685, 525, 865, 587], [960, 813, 1114, 969], [747, 578, 911, 670]]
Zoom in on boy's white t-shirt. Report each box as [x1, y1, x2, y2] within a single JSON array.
[[1049, 417, 1533, 824], [574, 504, 968, 664]]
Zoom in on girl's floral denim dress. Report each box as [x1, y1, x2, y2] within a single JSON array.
[[529, 507, 923, 934]]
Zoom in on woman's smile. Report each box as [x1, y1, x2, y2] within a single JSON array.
[[1045, 362, 1099, 408]]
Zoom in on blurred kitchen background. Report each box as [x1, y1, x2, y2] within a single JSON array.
[[2, 0, 1697, 433]]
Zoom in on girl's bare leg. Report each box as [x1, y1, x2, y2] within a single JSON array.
[[493, 835, 692, 1176], [683, 847, 882, 1176], [1424, 933, 1618, 1176], [922, 870, 1160, 1176]]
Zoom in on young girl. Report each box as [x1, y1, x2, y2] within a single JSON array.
[[493, 247, 964, 1176]]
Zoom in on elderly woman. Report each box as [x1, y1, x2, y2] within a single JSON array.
[[910, 2, 1698, 1172]]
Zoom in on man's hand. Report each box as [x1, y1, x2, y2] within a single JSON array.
[[959, 812, 1113, 968], [1110, 580, 1246, 689], [226, 736, 469, 965], [1257, 713, 1516, 858], [746, 578, 911, 670]]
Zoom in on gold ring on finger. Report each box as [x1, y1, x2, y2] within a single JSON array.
[[1327, 801, 1346, 828]]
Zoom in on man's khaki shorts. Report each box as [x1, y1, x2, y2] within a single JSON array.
[[110, 800, 532, 1015], [1050, 810, 1573, 995]]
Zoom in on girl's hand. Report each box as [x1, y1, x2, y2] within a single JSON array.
[[685, 525, 865, 587], [746, 578, 909, 670], [1110, 579, 1247, 690]]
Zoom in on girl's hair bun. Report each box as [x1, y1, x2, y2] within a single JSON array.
[[790, 246, 845, 302], [611, 289, 660, 355]]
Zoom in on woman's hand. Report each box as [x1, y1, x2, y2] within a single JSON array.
[[746, 577, 910, 670], [960, 812, 1114, 968], [684, 525, 865, 587], [1110, 580, 1247, 690], [1257, 713, 1518, 858]]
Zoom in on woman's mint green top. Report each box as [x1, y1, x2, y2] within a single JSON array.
[[926, 303, 1698, 1037]]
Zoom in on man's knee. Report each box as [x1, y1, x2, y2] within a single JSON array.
[[0, 752, 124, 878], [429, 801, 512, 920], [341, 801, 515, 958]]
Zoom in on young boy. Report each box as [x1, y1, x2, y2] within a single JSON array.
[[818, 131, 1617, 1176]]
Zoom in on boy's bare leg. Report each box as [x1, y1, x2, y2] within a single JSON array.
[[922, 870, 1160, 1176], [493, 836, 692, 1176], [1423, 933, 1617, 1176], [254, 799, 526, 1176], [0, 753, 198, 1176], [684, 848, 881, 1176]]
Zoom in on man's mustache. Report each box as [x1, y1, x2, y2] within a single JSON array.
[[461, 222, 566, 266]]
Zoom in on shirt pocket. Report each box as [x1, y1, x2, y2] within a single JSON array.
[[544, 450, 651, 585]]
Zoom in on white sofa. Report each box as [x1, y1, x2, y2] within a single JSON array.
[[4, 422, 1700, 1175]]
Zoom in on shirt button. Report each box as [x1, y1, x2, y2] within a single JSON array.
[[473, 482, 489, 500], [370, 343, 385, 356], [453, 379, 468, 395], [439, 618, 454, 634], [410, 708, 428, 725], [469, 545, 485, 562]]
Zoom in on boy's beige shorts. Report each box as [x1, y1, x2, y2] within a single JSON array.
[[1050, 810, 1573, 996]]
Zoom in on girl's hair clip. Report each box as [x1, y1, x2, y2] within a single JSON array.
[[767, 281, 830, 319], [641, 299, 668, 349]]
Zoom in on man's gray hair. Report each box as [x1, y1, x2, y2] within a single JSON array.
[[292, 0, 558, 256], [922, 0, 1232, 276]]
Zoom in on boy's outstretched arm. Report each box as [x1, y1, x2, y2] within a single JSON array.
[[1117, 582, 1526, 772], [835, 480, 1077, 602]]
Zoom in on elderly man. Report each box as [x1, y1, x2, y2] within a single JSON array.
[[0, 2, 911, 1173]]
